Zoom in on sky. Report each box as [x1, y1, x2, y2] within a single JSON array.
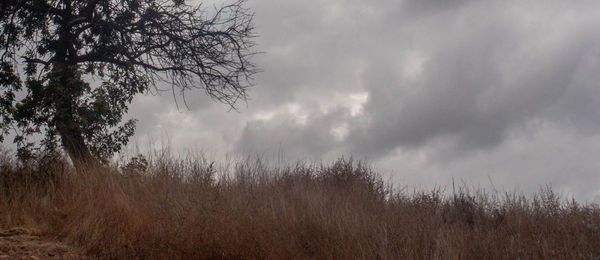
[[126, 0, 600, 202]]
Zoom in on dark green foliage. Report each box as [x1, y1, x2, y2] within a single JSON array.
[[0, 0, 256, 163]]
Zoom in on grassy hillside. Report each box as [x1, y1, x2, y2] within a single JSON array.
[[1, 152, 599, 259]]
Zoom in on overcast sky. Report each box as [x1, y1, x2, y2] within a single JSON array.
[[127, 0, 600, 202]]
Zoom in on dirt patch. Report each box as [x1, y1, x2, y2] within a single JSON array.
[[0, 227, 86, 259]]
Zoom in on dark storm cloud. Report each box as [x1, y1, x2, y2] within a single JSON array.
[[349, 7, 600, 159], [236, 0, 600, 160]]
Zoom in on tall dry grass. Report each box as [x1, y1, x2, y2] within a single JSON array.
[[1, 151, 599, 259]]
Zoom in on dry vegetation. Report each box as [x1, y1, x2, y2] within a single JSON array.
[[1, 150, 599, 259]]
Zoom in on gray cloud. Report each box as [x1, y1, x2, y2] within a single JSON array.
[[347, 1, 600, 159], [126, 0, 600, 201], [236, 107, 350, 161]]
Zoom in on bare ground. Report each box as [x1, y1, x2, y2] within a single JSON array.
[[0, 227, 86, 260]]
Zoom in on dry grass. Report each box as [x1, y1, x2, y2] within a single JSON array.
[[1, 151, 599, 259]]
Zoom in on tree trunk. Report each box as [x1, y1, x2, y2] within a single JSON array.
[[55, 118, 95, 168], [54, 111, 95, 168], [52, 63, 96, 168], [52, 3, 97, 168]]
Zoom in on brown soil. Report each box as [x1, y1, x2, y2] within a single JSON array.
[[0, 227, 86, 260]]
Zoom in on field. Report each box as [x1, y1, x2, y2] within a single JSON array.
[[1, 152, 599, 259]]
